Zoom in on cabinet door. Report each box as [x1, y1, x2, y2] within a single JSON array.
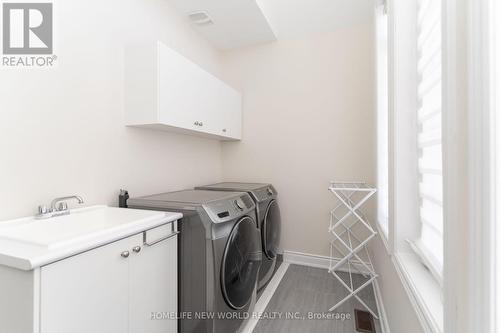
[[157, 42, 242, 139], [158, 43, 203, 131], [40, 235, 142, 333], [129, 223, 178, 333], [206, 77, 242, 139], [219, 86, 242, 140]]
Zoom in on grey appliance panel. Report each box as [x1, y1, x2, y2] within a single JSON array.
[[196, 183, 277, 203], [129, 189, 243, 205], [128, 190, 256, 224], [197, 182, 267, 191]]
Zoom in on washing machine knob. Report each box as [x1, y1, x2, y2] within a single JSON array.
[[234, 199, 244, 211]]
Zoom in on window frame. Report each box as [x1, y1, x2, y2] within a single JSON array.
[[375, 1, 391, 251], [495, 0, 500, 330], [462, 0, 497, 332]]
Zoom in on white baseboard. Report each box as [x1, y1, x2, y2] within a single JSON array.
[[373, 279, 391, 333], [283, 250, 374, 275], [283, 250, 330, 269], [283, 250, 390, 333]]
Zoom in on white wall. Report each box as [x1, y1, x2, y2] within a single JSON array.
[[0, 0, 225, 220], [220, 23, 377, 256], [220, 20, 425, 333]]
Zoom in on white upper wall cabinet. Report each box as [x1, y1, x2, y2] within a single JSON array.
[[125, 41, 242, 141]]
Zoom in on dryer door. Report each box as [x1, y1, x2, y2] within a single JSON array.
[[262, 200, 281, 259], [221, 216, 261, 310]]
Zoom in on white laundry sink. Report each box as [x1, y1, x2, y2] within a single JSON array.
[[0, 206, 169, 249], [0, 205, 182, 270]]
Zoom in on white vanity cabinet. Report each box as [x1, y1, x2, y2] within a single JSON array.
[[129, 223, 178, 333], [0, 221, 178, 333], [40, 234, 136, 333], [125, 41, 242, 141]]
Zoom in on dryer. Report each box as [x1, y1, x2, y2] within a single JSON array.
[[128, 190, 261, 333], [196, 183, 281, 290]]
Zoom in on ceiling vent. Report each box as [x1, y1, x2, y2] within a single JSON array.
[[188, 11, 214, 26]]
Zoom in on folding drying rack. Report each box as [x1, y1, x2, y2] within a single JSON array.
[[328, 181, 378, 319]]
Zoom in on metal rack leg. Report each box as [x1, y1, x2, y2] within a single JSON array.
[[327, 182, 379, 321], [328, 273, 379, 319]]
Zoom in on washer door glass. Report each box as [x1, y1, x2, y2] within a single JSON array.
[[262, 200, 281, 259], [221, 216, 261, 310]]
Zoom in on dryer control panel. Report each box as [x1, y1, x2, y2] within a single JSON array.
[[252, 185, 278, 202]]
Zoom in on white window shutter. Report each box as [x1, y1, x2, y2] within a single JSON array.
[[414, 0, 443, 280]]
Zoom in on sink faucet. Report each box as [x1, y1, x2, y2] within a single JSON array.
[[36, 195, 85, 219], [51, 195, 84, 212]]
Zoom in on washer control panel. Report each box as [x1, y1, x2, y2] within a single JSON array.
[[203, 193, 255, 223], [234, 198, 245, 211]]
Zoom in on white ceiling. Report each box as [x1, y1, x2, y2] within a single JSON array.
[[167, 0, 277, 50], [167, 0, 373, 50], [262, 0, 373, 39]]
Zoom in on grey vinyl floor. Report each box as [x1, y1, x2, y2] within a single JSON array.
[[253, 264, 381, 333]]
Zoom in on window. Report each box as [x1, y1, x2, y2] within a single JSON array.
[[376, 1, 389, 238], [410, 0, 443, 282], [383, 0, 444, 330]]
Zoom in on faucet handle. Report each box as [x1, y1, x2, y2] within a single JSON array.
[[57, 202, 68, 212], [35, 205, 53, 219], [38, 205, 49, 215]]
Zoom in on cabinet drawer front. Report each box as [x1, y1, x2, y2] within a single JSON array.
[[143, 221, 178, 246]]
